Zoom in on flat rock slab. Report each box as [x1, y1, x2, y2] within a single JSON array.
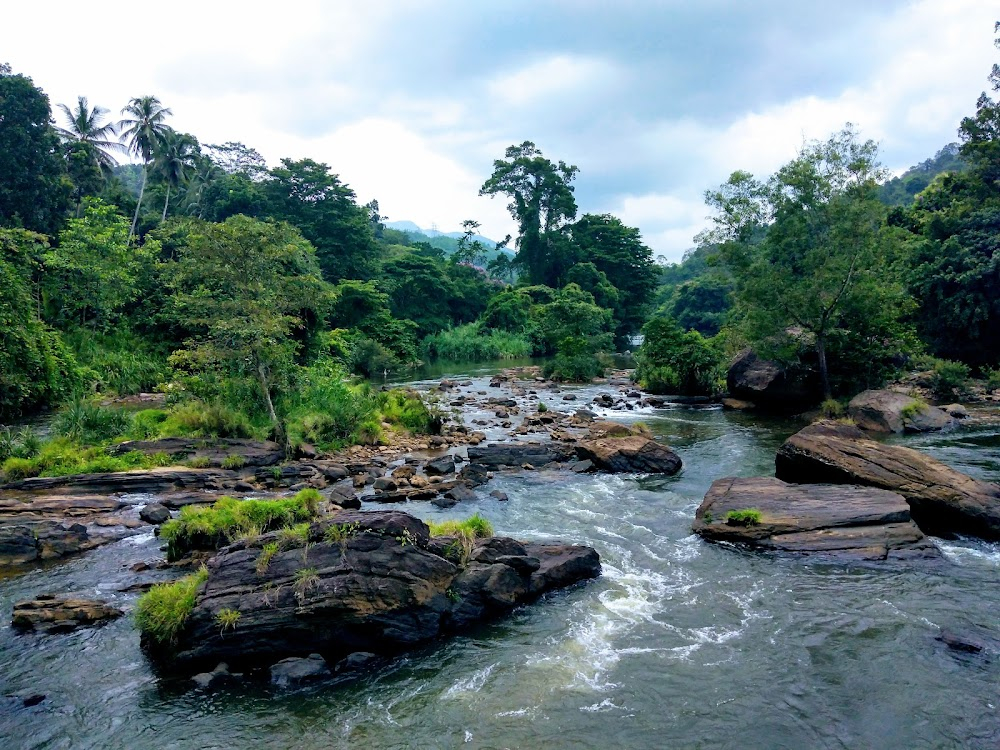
[[576, 436, 682, 475], [111, 438, 285, 467], [0, 494, 128, 519], [12, 595, 123, 633], [693, 476, 939, 560], [775, 422, 1000, 539], [1, 468, 236, 495], [467, 443, 576, 468], [0, 520, 129, 566]]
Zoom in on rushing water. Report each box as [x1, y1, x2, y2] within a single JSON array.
[[2, 368, 1000, 749]]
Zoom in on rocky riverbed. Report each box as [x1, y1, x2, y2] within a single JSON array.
[[2, 364, 1000, 748]]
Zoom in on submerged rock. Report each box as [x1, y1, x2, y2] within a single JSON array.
[[12, 595, 124, 633], [145, 510, 600, 672], [847, 390, 953, 434], [693, 477, 938, 560], [576, 436, 682, 475], [269, 654, 330, 687], [775, 422, 1000, 539]]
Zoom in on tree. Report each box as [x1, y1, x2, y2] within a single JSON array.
[[165, 216, 330, 427], [152, 129, 199, 220], [958, 22, 1000, 184], [0, 69, 71, 234], [381, 253, 453, 337], [43, 198, 149, 328], [704, 126, 905, 399], [0, 229, 79, 418], [480, 141, 578, 285], [264, 158, 379, 282], [205, 141, 268, 180], [55, 96, 126, 172], [635, 317, 723, 396], [566, 213, 658, 341], [119, 96, 172, 238]]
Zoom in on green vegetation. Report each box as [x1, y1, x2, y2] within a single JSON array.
[[134, 566, 208, 646], [1, 438, 170, 481], [422, 323, 532, 362], [221, 454, 245, 470], [215, 607, 241, 634], [255, 542, 279, 574], [635, 317, 725, 396], [927, 359, 970, 400], [293, 567, 319, 596], [725, 508, 763, 527], [820, 399, 846, 419], [159, 490, 320, 560], [900, 398, 929, 420], [428, 513, 495, 540]]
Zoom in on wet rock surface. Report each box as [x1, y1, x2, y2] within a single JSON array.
[[775, 422, 1000, 539], [148, 510, 600, 672], [576, 436, 682, 475], [693, 477, 939, 560], [12, 594, 124, 633]]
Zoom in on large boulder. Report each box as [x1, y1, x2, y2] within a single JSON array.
[[110, 438, 285, 467], [145, 510, 600, 672], [575, 436, 682, 475], [467, 443, 576, 468], [847, 390, 953, 434], [693, 477, 938, 560], [12, 595, 123, 633], [726, 350, 819, 410], [775, 422, 1000, 539]]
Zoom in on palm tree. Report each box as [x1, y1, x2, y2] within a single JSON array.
[[152, 129, 198, 220], [119, 96, 172, 238], [56, 96, 126, 172]]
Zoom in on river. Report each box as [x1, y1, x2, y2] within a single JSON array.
[[2, 365, 999, 749]]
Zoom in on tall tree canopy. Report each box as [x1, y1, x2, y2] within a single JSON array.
[[0, 69, 71, 235], [119, 95, 172, 237], [480, 141, 578, 286], [55, 96, 125, 172], [705, 126, 909, 398]]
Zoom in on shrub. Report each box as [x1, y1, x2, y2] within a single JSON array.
[[0, 427, 40, 462], [378, 389, 442, 435], [159, 401, 257, 439], [423, 322, 533, 362], [51, 401, 133, 443], [725, 508, 762, 527], [283, 362, 383, 449], [64, 329, 167, 396], [537, 402, 548, 413], [159, 490, 320, 560], [929, 359, 970, 400], [2, 457, 39, 481], [128, 409, 168, 440], [635, 317, 725, 396], [985, 367, 1000, 392], [543, 336, 609, 382], [820, 399, 845, 418], [134, 566, 208, 645]]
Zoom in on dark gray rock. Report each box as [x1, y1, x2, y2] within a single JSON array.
[[373, 477, 397, 492], [727, 349, 818, 410], [571, 460, 594, 473], [576, 437, 682, 475], [490, 490, 509, 502], [146, 511, 600, 672], [459, 463, 490, 487], [467, 443, 576, 468], [270, 654, 330, 687], [424, 456, 456, 476], [139, 503, 170, 525], [847, 390, 953, 434]]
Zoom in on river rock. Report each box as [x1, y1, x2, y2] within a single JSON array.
[[139, 503, 170, 525], [586, 421, 636, 439], [726, 349, 819, 409], [424, 456, 456, 476], [12, 594, 124, 633], [575, 436, 682, 475], [145, 510, 600, 671], [1, 468, 235, 494], [775, 422, 1000, 539], [693, 477, 939, 560], [847, 390, 953, 433], [110, 437, 285, 467], [467, 443, 576, 468], [270, 654, 330, 687]]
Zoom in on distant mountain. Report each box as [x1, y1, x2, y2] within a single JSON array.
[[879, 144, 965, 207], [384, 220, 514, 261]]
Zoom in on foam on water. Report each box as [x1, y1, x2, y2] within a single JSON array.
[[443, 663, 498, 699]]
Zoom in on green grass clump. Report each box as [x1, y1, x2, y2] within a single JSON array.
[[0, 427, 40, 462], [134, 566, 208, 645], [820, 399, 845, 419], [900, 398, 928, 420], [428, 513, 494, 540], [984, 367, 1000, 392], [158, 400, 259, 439], [378, 389, 443, 435], [215, 607, 241, 633], [422, 322, 533, 363], [255, 542, 279, 574], [537, 401, 548, 413], [159, 490, 320, 560], [725, 508, 763, 527], [1, 457, 38, 481], [293, 567, 319, 596], [221, 454, 246, 470], [1, 437, 175, 481], [277, 522, 312, 549], [187, 455, 212, 468], [51, 401, 133, 443]]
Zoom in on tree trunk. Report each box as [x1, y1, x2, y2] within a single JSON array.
[[816, 335, 832, 401], [257, 362, 278, 425], [130, 165, 147, 240], [162, 186, 170, 221]]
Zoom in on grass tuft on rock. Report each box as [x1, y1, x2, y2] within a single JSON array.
[[725, 508, 763, 527], [428, 513, 494, 540], [134, 566, 208, 645], [160, 489, 320, 560]]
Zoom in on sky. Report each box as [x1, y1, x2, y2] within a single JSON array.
[[3, 0, 996, 262]]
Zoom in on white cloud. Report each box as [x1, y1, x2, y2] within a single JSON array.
[[487, 55, 622, 107]]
